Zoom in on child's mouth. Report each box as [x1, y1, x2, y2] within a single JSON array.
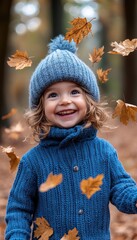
[[57, 110, 76, 116]]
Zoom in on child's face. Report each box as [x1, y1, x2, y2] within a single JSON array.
[[43, 81, 87, 128]]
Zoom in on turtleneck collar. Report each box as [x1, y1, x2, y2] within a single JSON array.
[[39, 125, 97, 148]]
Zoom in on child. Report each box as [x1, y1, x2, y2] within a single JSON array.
[[5, 35, 137, 240]]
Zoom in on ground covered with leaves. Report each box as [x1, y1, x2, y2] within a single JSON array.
[[0, 122, 137, 240]]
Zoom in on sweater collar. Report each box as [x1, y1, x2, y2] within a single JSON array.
[[40, 125, 97, 148]]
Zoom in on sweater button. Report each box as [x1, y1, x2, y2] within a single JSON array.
[[73, 166, 79, 172], [78, 209, 84, 215]]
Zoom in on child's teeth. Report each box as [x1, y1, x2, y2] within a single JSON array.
[[58, 110, 75, 115]]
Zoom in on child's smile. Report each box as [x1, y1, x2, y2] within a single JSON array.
[[43, 81, 87, 128]]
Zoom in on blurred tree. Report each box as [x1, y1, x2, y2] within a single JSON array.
[[0, 0, 12, 140], [123, 0, 137, 104], [50, 0, 64, 37]]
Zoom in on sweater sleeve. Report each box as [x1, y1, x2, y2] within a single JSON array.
[[5, 157, 37, 240], [109, 150, 137, 214]]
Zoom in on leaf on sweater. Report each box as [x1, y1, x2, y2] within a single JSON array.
[[4, 122, 24, 140], [108, 39, 137, 56], [34, 217, 53, 240], [96, 68, 111, 83], [80, 174, 104, 199], [7, 50, 32, 69], [1, 108, 17, 120], [61, 228, 80, 240], [112, 100, 137, 125], [65, 17, 94, 44], [89, 46, 104, 64], [39, 172, 63, 192], [1, 146, 20, 173]]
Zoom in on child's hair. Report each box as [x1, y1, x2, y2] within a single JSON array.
[[25, 86, 112, 142]]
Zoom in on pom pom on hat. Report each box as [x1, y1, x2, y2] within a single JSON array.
[[29, 35, 100, 108], [48, 35, 77, 54]]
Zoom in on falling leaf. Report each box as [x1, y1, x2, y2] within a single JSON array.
[[4, 122, 24, 140], [34, 217, 53, 240], [80, 174, 104, 199], [108, 39, 137, 56], [61, 228, 80, 240], [1, 108, 17, 120], [7, 50, 32, 69], [89, 46, 104, 64], [96, 68, 111, 83], [112, 100, 137, 125], [1, 146, 20, 173], [39, 172, 63, 192], [65, 17, 94, 44]]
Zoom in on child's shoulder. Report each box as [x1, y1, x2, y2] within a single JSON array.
[[21, 143, 42, 164], [95, 135, 117, 154]]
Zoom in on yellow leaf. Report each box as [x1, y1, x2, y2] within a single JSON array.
[[61, 228, 80, 240], [1, 108, 17, 120], [96, 68, 111, 83], [39, 172, 63, 192], [108, 39, 137, 56], [1, 146, 20, 173], [80, 174, 104, 199], [112, 100, 137, 125], [7, 50, 32, 69], [65, 17, 94, 44], [34, 217, 53, 240], [89, 46, 104, 64]]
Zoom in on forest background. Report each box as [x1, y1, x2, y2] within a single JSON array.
[[0, 0, 137, 239]]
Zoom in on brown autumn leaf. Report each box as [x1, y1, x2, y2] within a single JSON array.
[[89, 46, 104, 64], [65, 17, 93, 44], [96, 68, 111, 83], [80, 174, 104, 199], [39, 172, 63, 192], [4, 122, 24, 140], [112, 100, 137, 125], [108, 38, 137, 56], [61, 228, 80, 240], [7, 50, 32, 69], [34, 217, 53, 240], [1, 108, 17, 120], [1, 146, 20, 173]]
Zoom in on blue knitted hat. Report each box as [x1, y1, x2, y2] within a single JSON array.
[[29, 35, 100, 108]]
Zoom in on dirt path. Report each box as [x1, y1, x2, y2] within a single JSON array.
[[0, 123, 137, 239]]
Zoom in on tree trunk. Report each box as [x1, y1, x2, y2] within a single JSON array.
[[123, 0, 137, 104], [0, 0, 12, 138], [50, 0, 64, 38]]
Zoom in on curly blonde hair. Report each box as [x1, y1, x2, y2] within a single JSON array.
[[25, 87, 112, 141]]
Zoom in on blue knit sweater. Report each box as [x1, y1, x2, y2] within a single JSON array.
[[5, 125, 137, 240]]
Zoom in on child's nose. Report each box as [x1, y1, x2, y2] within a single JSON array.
[[59, 95, 72, 105]]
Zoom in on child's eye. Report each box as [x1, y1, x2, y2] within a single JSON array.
[[47, 92, 58, 98], [71, 89, 80, 95]]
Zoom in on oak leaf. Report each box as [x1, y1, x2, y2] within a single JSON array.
[[89, 46, 104, 64], [39, 172, 63, 192], [34, 217, 53, 240], [1, 108, 17, 120], [96, 68, 111, 83], [65, 17, 93, 44], [1, 146, 20, 173], [7, 50, 32, 69], [112, 100, 137, 125], [61, 228, 80, 240], [80, 174, 104, 199], [108, 39, 137, 56]]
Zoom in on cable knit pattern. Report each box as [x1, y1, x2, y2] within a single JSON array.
[[5, 126, 137, 240]]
